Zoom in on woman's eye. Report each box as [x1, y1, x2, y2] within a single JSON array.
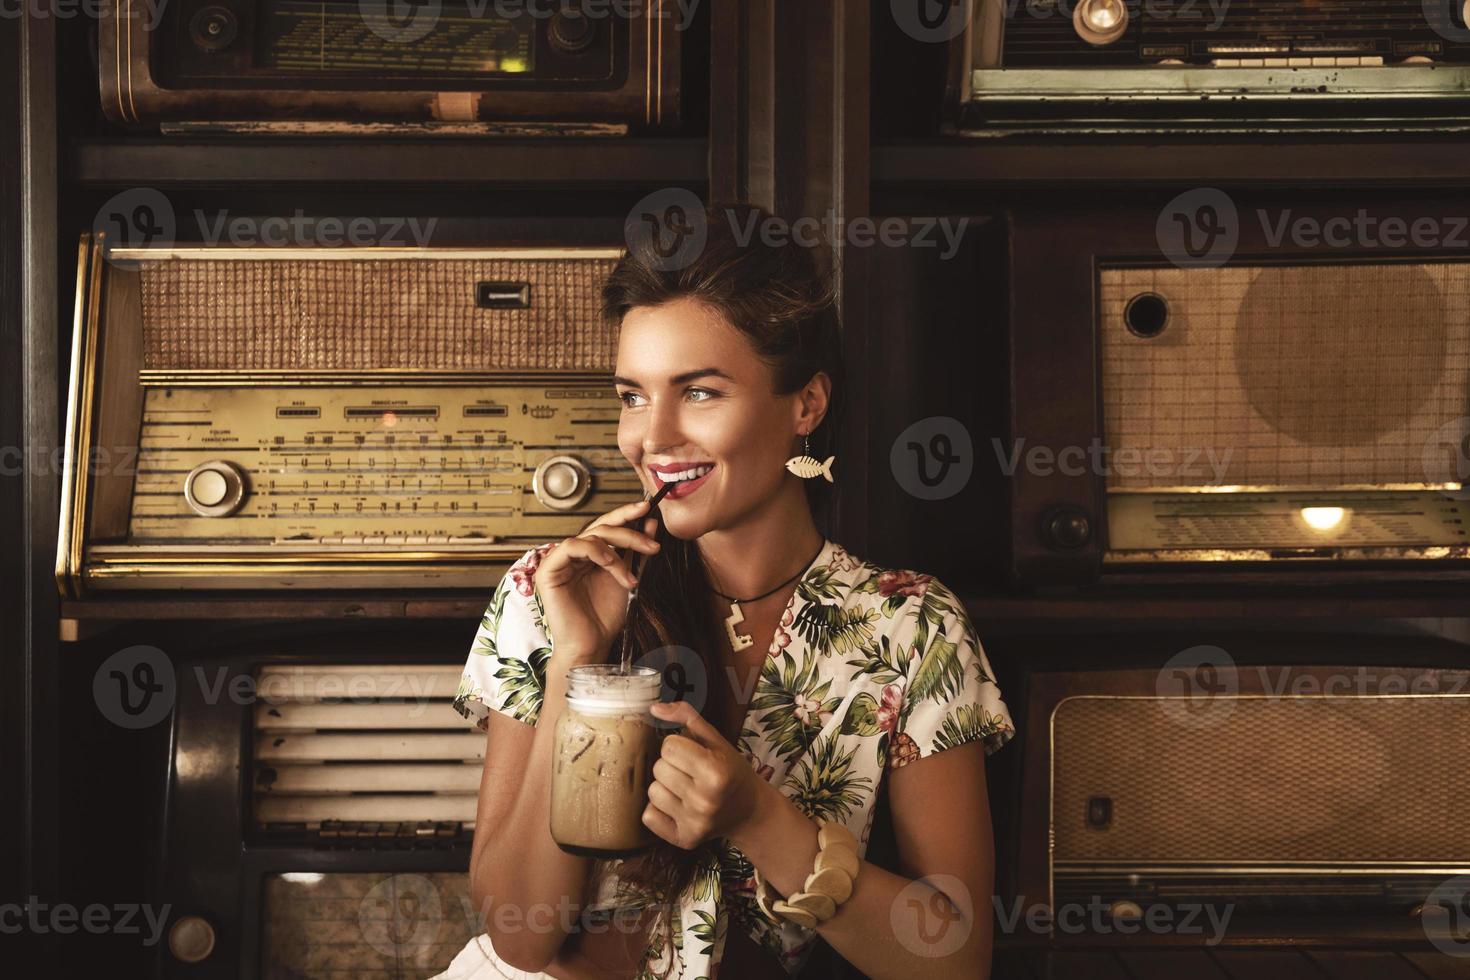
[[618, 391, 645, 408], [686, 388, 717, 402]]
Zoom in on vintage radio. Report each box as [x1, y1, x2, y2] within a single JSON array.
[[948, 0, 1470, 133], [1005, 201, 1470, 585], [1013, 636, 1470, 955], [151, 626, 485, 977], [57, 238, 640, 594], [99, 0, 681, 133]]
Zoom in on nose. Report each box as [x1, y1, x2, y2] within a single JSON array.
[[640, 394, 684, 459]]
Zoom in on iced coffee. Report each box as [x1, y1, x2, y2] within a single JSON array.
[[550, 665, 663, 858]]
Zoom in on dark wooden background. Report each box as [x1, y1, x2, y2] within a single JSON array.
[[6, 2, 1470, 977]]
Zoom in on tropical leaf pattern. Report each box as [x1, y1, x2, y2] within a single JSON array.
[[446, 539, 1016, 980]]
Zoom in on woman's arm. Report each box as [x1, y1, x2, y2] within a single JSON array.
[[731, 739, 996, 980], [468, 652, 603, 973]]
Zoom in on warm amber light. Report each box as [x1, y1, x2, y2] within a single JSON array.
[[1300, 506, 1347, 531]]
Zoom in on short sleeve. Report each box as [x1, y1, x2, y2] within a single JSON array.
[[452, 544, 556, 730], [890, 577, 1016, 768]]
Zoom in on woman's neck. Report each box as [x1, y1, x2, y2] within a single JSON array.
[[696, 484, 824, 599]]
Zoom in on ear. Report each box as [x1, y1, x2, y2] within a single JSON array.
[[792, 371, 832, 434]]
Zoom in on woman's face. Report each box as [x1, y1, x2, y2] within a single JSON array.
[[613, 297, 821, 539]]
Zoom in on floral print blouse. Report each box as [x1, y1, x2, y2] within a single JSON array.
[[451, 537, 1016, 980]]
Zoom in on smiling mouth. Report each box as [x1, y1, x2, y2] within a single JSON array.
[[650, 464, 716, 499]]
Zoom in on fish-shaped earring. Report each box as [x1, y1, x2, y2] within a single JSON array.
[[785, 434, 836, 483]]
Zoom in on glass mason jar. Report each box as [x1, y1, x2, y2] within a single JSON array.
[[549, 665, 663, 858]]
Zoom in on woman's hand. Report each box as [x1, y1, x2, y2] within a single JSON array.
[[642, 700, 774, 849], [533, 499, 661, 663]]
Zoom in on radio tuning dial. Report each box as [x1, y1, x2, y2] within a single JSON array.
[[184, 461, 247, 518], [189, 6, 239, 53], [550, 9, 597, 53], [1073, 0, 1129, 46], [533, 455, 592, 511], [168, 915, 216, 963]]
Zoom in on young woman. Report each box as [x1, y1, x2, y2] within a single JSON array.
[[436, 203, 1015, 980]]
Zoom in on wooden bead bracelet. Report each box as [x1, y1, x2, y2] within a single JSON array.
[[752, 818, 860, 929]]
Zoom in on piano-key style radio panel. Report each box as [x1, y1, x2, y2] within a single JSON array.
[[57, 240, 639, 594], [99, 0, 681, 132], [949, 0, 1470, 133]]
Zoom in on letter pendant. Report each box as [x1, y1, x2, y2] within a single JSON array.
[[725, 601, 755, 651]]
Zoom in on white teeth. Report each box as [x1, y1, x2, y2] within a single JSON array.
[[660, 465, 713, 483]]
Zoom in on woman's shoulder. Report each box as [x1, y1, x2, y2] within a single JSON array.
[[820, 540, 965, 618]]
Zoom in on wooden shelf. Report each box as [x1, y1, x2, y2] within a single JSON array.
[[873, 138, 1470, 190], [70, 137, 708, 187], [959, 588, 1470, 622]]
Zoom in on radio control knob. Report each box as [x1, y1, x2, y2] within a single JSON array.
[[1042, 507, 1092, 550], [168, 914, 216, 963], [184, 461, 247, 518], [549, 10, 597, 53], [189, 6, 239, 53], [533, 455, 592, 511], [1108, 899, 1144, 921], [1074, 0, 1129, 46]]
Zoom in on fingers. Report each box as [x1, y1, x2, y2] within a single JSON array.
[[546, 536, 638, 589], [650, 701, 722, 748], [579, 524, 661, 556], [652, 756, 698, 799], [585, 498, 650, 532]]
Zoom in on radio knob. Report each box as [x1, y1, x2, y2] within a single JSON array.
[[549, 9, 597, 53], [1042, 507, 1093, 550], [1074, 0, 1129, 46], [189, 6, 239, 53], [168, 914, 216, 963], [184, 461, 247, 518], [533, 455, 592, 511], [1108, 899, 1144, 921]]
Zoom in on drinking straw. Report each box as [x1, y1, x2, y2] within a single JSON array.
[[617, 481, 673, 671]]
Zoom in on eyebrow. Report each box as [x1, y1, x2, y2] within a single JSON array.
[[610, 368, 737, 388]]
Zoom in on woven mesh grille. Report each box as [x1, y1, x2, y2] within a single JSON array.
[[1054, 694, 1470, 862], [138, 257, 621, 371], [1101, 263, 1470, 488]]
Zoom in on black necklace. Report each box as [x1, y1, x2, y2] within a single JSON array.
[[709, 539, 825, 652]]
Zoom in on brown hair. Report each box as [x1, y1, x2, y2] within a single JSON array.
[[597, 201, 844, 975]]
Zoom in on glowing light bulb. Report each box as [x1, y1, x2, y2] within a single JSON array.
[[1300, 506, 1347, 531]]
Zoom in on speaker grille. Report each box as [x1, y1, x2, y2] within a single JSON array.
[[1053, 693, 1470, 863], [1101, 263, 1470, 489], [138, 256, 621, 372]]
